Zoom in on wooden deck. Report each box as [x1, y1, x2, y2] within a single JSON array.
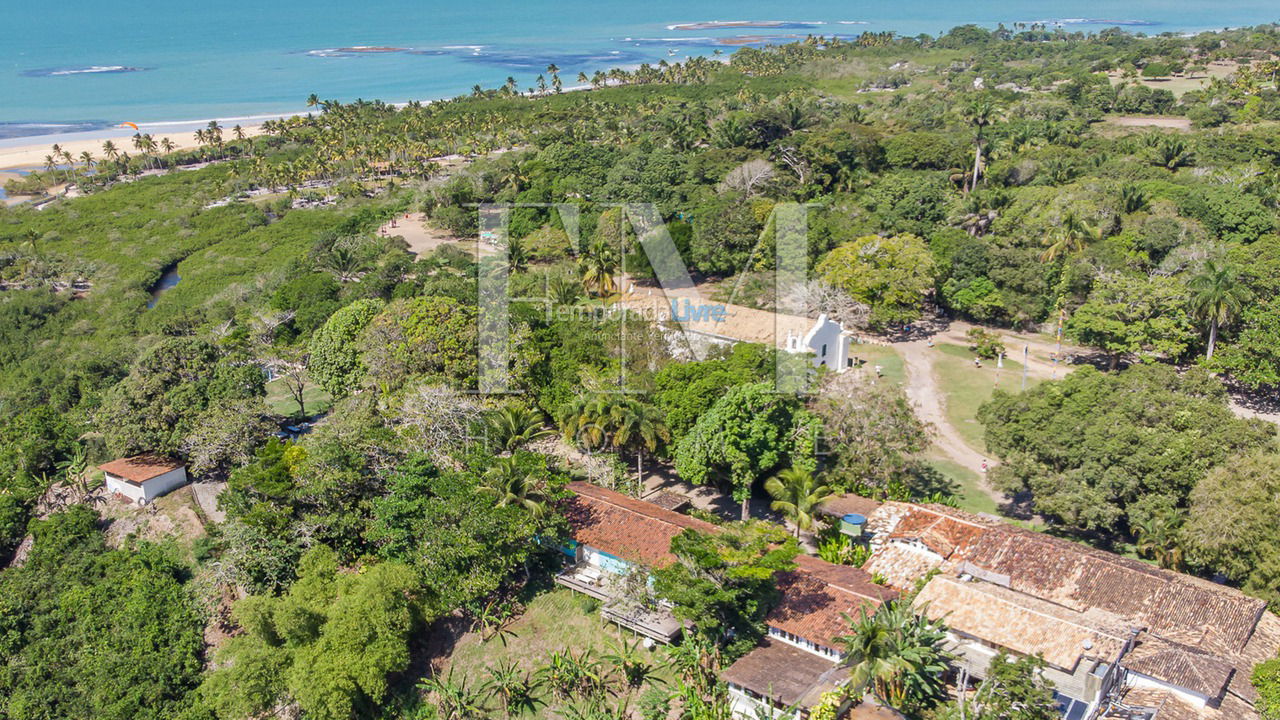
[[555, 564, 683, 643]]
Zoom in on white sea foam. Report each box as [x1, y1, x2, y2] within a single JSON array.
[[46, 65, 141, 76], [666, 20, 826, 31]]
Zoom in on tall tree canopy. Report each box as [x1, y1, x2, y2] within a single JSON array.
[[979, 365, 1273, 537], [816, 234, 936, 328], [674, 382, 817, 519]]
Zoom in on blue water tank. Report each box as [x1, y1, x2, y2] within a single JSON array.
[[841, 513, 867, 538]]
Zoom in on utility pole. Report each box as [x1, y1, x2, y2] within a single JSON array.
[[1021, 345, 1029, 390]]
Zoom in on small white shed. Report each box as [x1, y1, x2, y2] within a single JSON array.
[[99, 455, 189, 505]]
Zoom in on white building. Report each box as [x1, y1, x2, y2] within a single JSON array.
[[784, 313, 853, 371], [100, 455, 189, 505]]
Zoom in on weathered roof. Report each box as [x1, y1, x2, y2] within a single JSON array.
[[1227, 610, 1280, 704], [862, 541, 946, 591], [721, 638, 844, 708], [1123, 633, 1235, 700], [1102, 687, 1202, 720], [914, 575, 1131, 671], [866, 500, 1278, 711], [98, 454, 184, 485], [767, 555, 898, 651], [1102, 686, 1260, 720], [561, 482, 718, 568], [961, 524, 1266, 655], [816, 493, 883, 520], [868, 502, 1266, 655], [645, 491, 690, 513], [881, 502, 998, 558]]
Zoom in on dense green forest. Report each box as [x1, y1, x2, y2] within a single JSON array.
[[7, 22, 1280, 720]]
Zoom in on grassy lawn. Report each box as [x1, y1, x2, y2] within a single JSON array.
[[442, 587, 674, 717], [847, 343, 906, 386], [921, 451, 999, 516], [265, 376, 332, 417], [933, 343, 1040, 452]]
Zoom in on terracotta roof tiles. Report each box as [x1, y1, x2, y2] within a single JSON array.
[[914, 575, 1131, 671], [561, 482, 718, 568], [767, 555, 897, 650], [98, 454, 184, 485], [1123, 633, 1235, 699]]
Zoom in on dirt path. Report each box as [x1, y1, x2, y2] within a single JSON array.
[[898, 338, 1005, 506]]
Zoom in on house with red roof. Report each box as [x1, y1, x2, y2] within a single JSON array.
[[556, 481, 718, 643], [723, 554, 899, 719], [99, 454, 188, 506]]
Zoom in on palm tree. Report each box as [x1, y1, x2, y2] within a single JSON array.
[[960, 97, 1001, 193], [419, 669, 487, 720], [1189, 259, 1250, 360], [578, 238, 619, 298], [546, 273, 584, 306], [484, 404, 554, 452], [1039, 210, 1103, 262], [306, 93, 320, 109], [481, 660, 544, 719], [618, 401, 670, 487], [21, 228, 41, 260], [1133, 511, 1186, 571], [102, 140, 119, 163], [1118, 183, 1148, 214], [764, 468, 833, 537], [557, 396, 669, 487], [1149, 135, 1193, 170], [478, 456, 547, 518], [602, 637, 664, 696], [835, 602, 950, 712], [319, 246, 366, 283]]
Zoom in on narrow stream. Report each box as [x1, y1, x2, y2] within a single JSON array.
[[146, 265, 181, 308]]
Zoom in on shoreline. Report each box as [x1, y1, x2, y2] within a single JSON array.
[[0, 113, 293, 171], [0, 121, 268, 172], [0, 82, 613, 172]]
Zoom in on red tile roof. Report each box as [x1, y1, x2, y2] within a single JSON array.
[[562, 482, 718, 568], [98, 454, 184, 485], [767, 555, 897, 651], [866, 501, 1278, 710], [961, 525, 1266, 655], [883, 503, 997, 558]]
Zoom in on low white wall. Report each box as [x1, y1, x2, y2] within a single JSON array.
[[104, 473, 146, 503]]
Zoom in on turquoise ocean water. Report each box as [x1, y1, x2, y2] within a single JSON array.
[[0, 0, 1277, 143]]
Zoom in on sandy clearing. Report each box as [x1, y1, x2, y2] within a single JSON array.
[[1105, 115, 1192, 131], [378, 212, 497, 257]]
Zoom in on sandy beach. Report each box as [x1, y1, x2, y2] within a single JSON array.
[[0, 124, 263, 171]]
